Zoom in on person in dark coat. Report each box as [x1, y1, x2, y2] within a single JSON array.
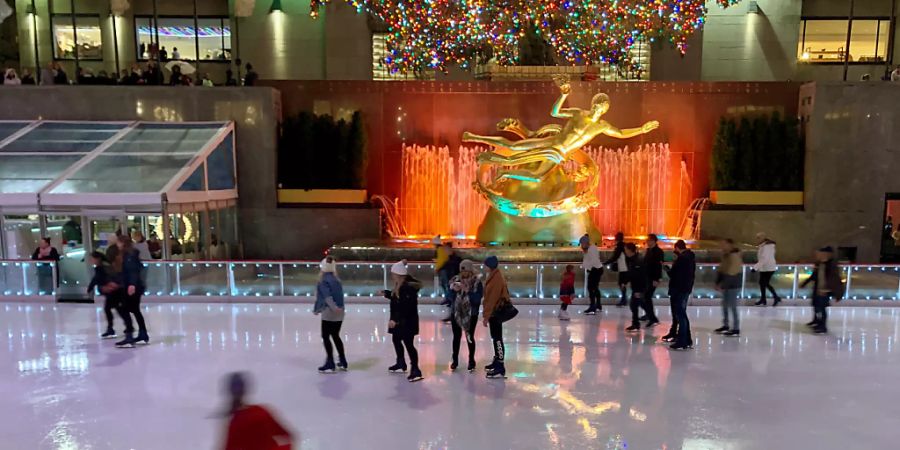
[[624, 243, 652, 332], [641, 234, 663, 324], [113, 235, 149, 348], [604, 232, 629, 307], [243, 63, 258, 86], [801, 246, 844, 334], [52, 62, 68, 85], [665, 240, 695, 350], [87, 251, 121, 339], [383, 260, 423, 382], [31, 237, 60, 294]]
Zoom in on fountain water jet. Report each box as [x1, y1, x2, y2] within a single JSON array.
[[398, 143, 691, 240]]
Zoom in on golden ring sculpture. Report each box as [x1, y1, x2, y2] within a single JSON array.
[[463, 75, 660, 218]]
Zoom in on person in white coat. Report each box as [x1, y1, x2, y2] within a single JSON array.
[[754, 232, 782, 306]]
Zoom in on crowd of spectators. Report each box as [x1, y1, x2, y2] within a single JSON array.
[[3, 60, 258, 87]]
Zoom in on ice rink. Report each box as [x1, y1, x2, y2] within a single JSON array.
[[1, 301, 899, 449]]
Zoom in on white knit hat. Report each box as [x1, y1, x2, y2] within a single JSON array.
[[390, 260, 408, 276], [320, 257, 336, 273]]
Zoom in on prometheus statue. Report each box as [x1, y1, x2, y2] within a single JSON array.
[[463, 75, 660, 242]]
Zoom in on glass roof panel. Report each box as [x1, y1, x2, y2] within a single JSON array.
[[103, 123, 223, 154], [1, 122, 128, 153], [0, 155, 83, 193], [50, 154, 194, 194], [0, 122, 29, 142]]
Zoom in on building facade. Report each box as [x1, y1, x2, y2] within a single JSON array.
[[5, 0, 900, 83]]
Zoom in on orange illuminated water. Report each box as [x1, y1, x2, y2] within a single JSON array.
[[398, 143, 690, 239]]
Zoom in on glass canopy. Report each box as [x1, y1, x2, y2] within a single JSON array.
[[0, 121, 236, 211]]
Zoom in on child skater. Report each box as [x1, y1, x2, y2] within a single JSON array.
[[559, 264, 576, 321]]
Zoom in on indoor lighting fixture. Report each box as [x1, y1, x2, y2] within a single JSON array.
[[269, 0, 282, 13]]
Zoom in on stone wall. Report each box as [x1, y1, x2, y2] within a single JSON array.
[[702, 81, 900, 263]]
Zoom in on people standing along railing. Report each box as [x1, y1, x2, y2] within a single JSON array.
[[3, 259, 900, 303]]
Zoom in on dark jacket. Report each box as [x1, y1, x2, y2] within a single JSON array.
[[645, 245, 664, 282], [31, 247, 60, 262], [604, 241, 626, 271], [667, 249, 696, 295], [118, 248, 145, 291], [801, 259, 844, 300], [88, 262, 117, 294], [443, 253, 462, 278], [384, 276, 421, 337], [53, 69, 68, 85], [626, 254, 648, 293]]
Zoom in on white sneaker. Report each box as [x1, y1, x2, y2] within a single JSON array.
[[559, 310, 571, 321]]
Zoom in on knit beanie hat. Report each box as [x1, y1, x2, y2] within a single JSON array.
[[579, 234, 591, 247], [484, 256, 499, 269], [390, 260, 408, 276], [319, 257, 336, 273], [460, 259, 475, 272]]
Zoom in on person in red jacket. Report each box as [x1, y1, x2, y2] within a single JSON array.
[[222, 372, 294, 450], [558, 265, 576, 321]]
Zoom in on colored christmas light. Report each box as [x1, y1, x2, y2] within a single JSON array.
[[310, 0, 740, 74]]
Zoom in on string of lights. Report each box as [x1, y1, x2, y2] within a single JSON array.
[[309, 0, 741, 74]]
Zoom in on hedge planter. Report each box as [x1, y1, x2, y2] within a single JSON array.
[[277, 189, 367, 205], [710, 191, 803, 206]]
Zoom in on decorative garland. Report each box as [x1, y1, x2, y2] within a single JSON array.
[[309, 0, 741, 74]]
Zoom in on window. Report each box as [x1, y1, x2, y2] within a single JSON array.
[[52, 15, 103, 60], [135, 16, 231, 62], [798, 18, 891, 64]]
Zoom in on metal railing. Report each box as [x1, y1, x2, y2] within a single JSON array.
[[3, 259, 900, 302]]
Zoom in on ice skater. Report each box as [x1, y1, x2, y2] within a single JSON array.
[[87, 251, 121, 339], [314, 256, 347, 373], [383, 260, 424, 382], [221, 372, 294, 450], [482, 256, 516, 379], [641, 234, 664, 324], [579, 234, 603, 314], [624, 243, 651, 332], [113, 235, 150, 348], [558, 264, 576, 321], [715, 239, 742, 337], [665, 240, 696, 350], [754, 232, 782, 306], [604, 232, 629, 307], [447, 260, 482, 372], [801, 246, 844, 334]]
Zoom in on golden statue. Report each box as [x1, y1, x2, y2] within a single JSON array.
[[463, 76, 660, 243]]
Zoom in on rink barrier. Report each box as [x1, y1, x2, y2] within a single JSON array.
[[2, 259, 900, 303]]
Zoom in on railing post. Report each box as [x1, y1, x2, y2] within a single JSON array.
[[21, 262, 29, 296], [52, 262, 58, 297], [582, 268, 588, 299], [844, 266, 852, 300], [534, 264, 544, 298], [227, 263, 236, 297], [792, 265, 800, 300], [740, 265, 747, 299], [175, 263, 182, 296], [896, 268, 900, 301], [383, 263, 388, 290], [278, 263, 285, 296], [433, 264, 440, 299]]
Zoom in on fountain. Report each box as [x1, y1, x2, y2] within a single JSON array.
[[397, 143, 690, 240]]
